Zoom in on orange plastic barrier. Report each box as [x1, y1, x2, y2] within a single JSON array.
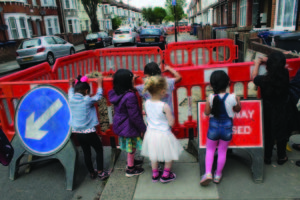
[[1, 58, 300, 145], [164, 39, 238, 67], [94, 47, 164, 75]]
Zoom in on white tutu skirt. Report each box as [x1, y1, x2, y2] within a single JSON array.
[[141, 128, 183, 162]]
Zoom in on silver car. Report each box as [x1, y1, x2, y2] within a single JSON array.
[[112, 27, 138, 47], [16, 36, 75, 69]]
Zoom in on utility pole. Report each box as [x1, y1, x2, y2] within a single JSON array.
[[172, 0, 177, 42], [128, 0, 130, 25]]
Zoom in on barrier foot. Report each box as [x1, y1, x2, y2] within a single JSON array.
[[9, 135, 26, 180], [108, 136, 121, 173], [246, 148, 264, 183], [185, 128, 198, 161], [198, 148, 206, 176], [54, 139, 77, 190]]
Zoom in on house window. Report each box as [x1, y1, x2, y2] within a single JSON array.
[[106, 21, 110, 30], [213, 9, 217, 24], [232, 1, 236, 24], [65, 0, 70, 9], [20, 17, 28, 38], [32, 0, 37, 5], [223, 5, 227, 25], [27, 19, 33, 37], [8, 17, 19, 39], [54, 18, 59, 34], [43, 0, 55, 6], [74, 20, 78, 33], [276, 0, 298, 30], [68, 20, 73, 33], [47, 19, 53, 35], [239, 0, 247, 27], [85, 20, 89, 31]]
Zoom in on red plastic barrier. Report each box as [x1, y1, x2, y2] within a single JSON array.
[[52, 50, 99, 80], [2, 58, 300, 144], [164, 39, 238, 67], [0, 63, 53, 82], [95, 47, 164, 75]]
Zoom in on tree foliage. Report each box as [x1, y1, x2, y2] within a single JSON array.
[[82, 0, 103, 32], [164, 0, 186, 22], [142, 7, 166, 24], [112, 17, 122, 30]]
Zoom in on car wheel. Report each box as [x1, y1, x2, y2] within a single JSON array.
[[19, 64, 28, 69], [47, 53, 55, 65], [70, 48, 75, 55], [114, 43, 118, 47]]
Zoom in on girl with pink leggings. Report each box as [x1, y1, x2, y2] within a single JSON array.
[[200, 71, 241, 186]]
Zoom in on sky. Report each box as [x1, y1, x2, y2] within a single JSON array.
[[127, 0, 192, 11]]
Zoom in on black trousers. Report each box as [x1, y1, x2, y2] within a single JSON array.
[[76, 132, 104, 173], [264, 137, 288, 159]]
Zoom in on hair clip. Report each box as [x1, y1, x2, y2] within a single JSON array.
[[75, 76, 89, 85]]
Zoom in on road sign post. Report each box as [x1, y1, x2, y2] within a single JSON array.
[[10, 85, 76, 190], [197, 100, 264, 183], [172, 0, 177, 42]]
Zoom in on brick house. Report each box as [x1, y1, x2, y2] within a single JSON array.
[[0, 0, 60, 41]]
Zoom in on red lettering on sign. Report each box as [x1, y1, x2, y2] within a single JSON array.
[[198, 100, 263, 148]]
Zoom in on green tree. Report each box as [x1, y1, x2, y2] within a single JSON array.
[[142, 7, 155, 24], [82, 0, 106, 32], [153, 7, 167, 24], [112, 17, 122, 30], [165, 0, 186, 22]]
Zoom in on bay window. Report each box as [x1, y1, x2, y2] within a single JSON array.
[[8, 17, 19, 39], [275, 0, 298, 30], [239, 0, 247, 27]]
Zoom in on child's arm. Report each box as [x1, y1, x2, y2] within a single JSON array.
[[68, 78, 75, 99], [204, 95, 211, 116], [233, 96, 241, 113], [163, 103, 174, 127], [164, 65, 182, 83], [251, 57, 267, 80], [89, 77, 103, 104]]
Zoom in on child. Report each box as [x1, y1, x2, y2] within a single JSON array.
[[108, 69, 146, 177], [136, 62, 181, 112], [141, 76, 183, 183], [69, 75, 110, 180], [200, 70, 241, 186]]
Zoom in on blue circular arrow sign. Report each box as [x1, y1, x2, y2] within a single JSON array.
[[15, 85, 71, 156]]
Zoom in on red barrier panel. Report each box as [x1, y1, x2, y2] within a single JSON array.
[[2, 58, 300, 144], [165, 39, 238, 67], [52, 50, 99, 80], [95, 47, 164, 75], [0, 63, 53, 82]]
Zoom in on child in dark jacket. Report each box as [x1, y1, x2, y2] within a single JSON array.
[[108, 69, 146, 177]]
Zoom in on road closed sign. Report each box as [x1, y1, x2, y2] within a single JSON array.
[[198, 100, 263, 148]]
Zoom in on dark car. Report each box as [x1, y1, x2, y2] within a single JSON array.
[[84, 32, 112, 50], [136, 28, 166, 50]]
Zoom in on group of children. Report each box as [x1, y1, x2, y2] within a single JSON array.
[[68, 61, 242, 185]]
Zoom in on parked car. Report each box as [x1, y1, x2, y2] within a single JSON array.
[[16, 36, 75, 69], [136, 28, 166, 50], [84, 32, 112, 50], [113, 27, 138, 47]]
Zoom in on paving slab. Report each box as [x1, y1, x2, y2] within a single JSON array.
[[133, 163, 219, 200]]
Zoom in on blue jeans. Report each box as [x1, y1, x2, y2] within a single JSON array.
[[207, 118, 233, 141]]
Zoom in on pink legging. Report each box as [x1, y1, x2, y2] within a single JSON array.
[[127, 148, 136, 167], [205, 138, 230, 176]]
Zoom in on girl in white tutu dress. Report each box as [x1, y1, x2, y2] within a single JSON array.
[[141, 76, 183, 183]]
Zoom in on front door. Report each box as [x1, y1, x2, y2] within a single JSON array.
[[36, 20, 41, 36]]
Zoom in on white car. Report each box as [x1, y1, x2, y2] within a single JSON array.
[[112, 27, 139, 47]]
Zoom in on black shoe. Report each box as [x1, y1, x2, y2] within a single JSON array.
[[277, 157, 288, 165], [264, 158, 271, 165], [292, 144, 300, 151], [98, 170, 110, 180], [296, 160, 300, 167], [160, 171, 176, 183], [90, 171, 97, 179], [126, 167, 144, 177]]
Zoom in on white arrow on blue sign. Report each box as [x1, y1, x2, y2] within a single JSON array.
[[172, 0, 176, 6], [15, 85, 71, 156]]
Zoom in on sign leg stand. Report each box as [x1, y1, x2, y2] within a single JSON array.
[[9, 135, 26, 180], [54, 140, 77, 191], [198, 148, 206, 176], [246, 148, 264, 183]]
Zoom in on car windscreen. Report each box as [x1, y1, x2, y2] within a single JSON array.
[[86, 34, 98, 39], [115, 29, 130, 34], [140, 29, 161, 35], [19, 39, 41, 49]]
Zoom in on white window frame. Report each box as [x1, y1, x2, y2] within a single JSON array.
[[275, 0, 298, 31], [8, 17, 19, 40], [232, 1, 236, 24], [32, 0, 37, 6], [85, 20, 89, 31], [4, 13, 31, 40], [41, 0, 56, 7], [239, 0, 247, 27], [19, 17, 28, 38], [44, 16, 60, 35], [66, 17, 80, 33]]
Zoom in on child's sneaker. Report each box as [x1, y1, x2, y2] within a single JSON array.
[[98, 170, 110, 180], [160, 171, 176, 183], [126, 167, 145, 177], [213, 173, 222, 184], [200, 173, 212, 186], [152, 169, 163, 183]]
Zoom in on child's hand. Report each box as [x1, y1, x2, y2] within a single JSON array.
[[236, 96, 241, 104], [97, 77, 103, 87], [164, 65, 172, 72]]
